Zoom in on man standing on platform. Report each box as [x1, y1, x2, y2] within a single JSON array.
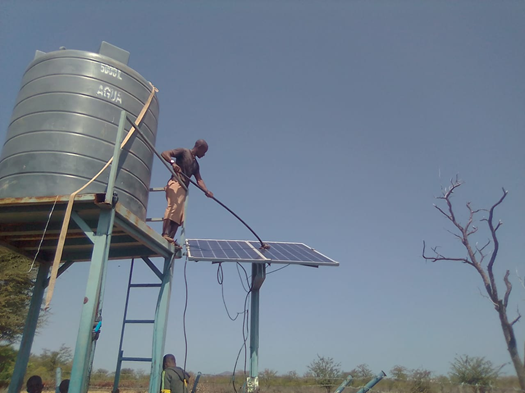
[[161, 140, 213, 247], [161, 354, 190, 393]]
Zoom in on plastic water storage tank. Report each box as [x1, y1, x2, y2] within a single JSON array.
[[0, 42, 159, 220]]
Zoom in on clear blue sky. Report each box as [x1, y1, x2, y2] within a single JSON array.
[[1, 0, 524, 378]]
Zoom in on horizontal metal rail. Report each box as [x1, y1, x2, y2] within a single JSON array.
[[129, 283, 162, 288], [124, 319, 155, 324], [121, 357, 152, 362]]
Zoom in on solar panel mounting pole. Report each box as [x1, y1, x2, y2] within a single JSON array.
[[247, 263, 266, 393]]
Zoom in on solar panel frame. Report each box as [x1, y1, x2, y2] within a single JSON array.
[[185, 239, 339, 267]]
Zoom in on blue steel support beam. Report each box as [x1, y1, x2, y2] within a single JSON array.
[[142, 256, 163, 280], [8, 262, 50, 393], [113, 350, 124, 393], [84, 210, 115, 393], [148, 256, 174, 393], [105, 110, 127, 205], [71, 211, 96, 243], [247, 263, 266, 393], [190, 372, 202, 393], [355, 371, 386, 393], [69, 208, 115, 393], [333, 375, 353, 393]]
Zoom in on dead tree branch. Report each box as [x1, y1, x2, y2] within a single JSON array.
[[504, 270, 512, 308], [422, 241, 472, 265], [423, 181, 525, 389], [481, 188, 509, 307], [478, 287, 499, 308], [510, 311, 521, 326], [486, 188, 508, 273]]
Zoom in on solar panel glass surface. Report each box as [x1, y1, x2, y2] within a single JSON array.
[[186, 239, 338, 266], [248, 242, 333, 263]]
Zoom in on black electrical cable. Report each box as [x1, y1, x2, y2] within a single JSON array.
[[231, 342, 246, 393], [217, 262, 224, 285], [236, 263, 251, 293], [231, 288, 251, 393], [126, 116, 269, 250], [266, 263, 291, 275], [215, 263, 252, 393], [239, 267, 252, 383], [217, 263, 247, 321], [241, 289, 250, 373]]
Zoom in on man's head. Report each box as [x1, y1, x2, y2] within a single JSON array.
[[27, 375, 44, 393], [163, 354, 176, 369], [193, 139, 208, 158], [59, 379, 70, 393]]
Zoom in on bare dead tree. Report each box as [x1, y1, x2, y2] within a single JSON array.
[[422, 177, 524, 390]]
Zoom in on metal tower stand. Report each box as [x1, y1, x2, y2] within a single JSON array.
[[1, 193, 177, 393], [2, 112, 177, 393]]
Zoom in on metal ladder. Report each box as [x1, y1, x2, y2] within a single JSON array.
[[112, 258, 164, 392]]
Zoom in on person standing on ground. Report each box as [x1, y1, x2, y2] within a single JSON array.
[[161, 140, 213, 247], [161, 354, 190, 393]]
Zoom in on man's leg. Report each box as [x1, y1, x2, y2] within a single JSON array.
[[162, 219, 175, 242], [162, 219, 180, 246], [163, 181, 178, 242], [163, 179, 185, 248], [167, 220, 180, 240], [162, 219, 170, 238]]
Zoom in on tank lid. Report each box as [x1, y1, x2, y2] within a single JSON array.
[[32, 42, 130, 65], [99, 41, 130, 65], [33, 50, 47, 60]]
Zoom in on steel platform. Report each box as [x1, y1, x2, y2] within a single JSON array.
[[0, 193, 175, 262]]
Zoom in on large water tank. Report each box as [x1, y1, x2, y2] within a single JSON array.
[[0, 42, 159, 220]]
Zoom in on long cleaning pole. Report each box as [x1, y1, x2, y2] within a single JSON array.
[[126, 116, 268, 249]]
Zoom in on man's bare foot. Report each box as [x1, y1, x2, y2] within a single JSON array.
[[163, 234, 175, 244], [173, 240, 183, 251]]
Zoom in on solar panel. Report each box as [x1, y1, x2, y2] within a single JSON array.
[[185, 239, 339, 267]]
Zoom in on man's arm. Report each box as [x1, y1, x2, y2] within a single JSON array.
[[161, 149, 184, 173], [194, 171, 213, 198]]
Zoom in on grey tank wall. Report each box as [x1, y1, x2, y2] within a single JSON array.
[[0, 43, 159, 220]]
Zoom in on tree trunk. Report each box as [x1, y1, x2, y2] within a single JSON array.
[[498, 306, 525, 390]]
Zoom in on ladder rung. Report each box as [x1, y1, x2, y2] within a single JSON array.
[[121, 357, 152, 362], [146, 217, 163, 222], [130, 283, 162, 288], [149, 187, 165, 192], [124, 319, 155, 324]]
